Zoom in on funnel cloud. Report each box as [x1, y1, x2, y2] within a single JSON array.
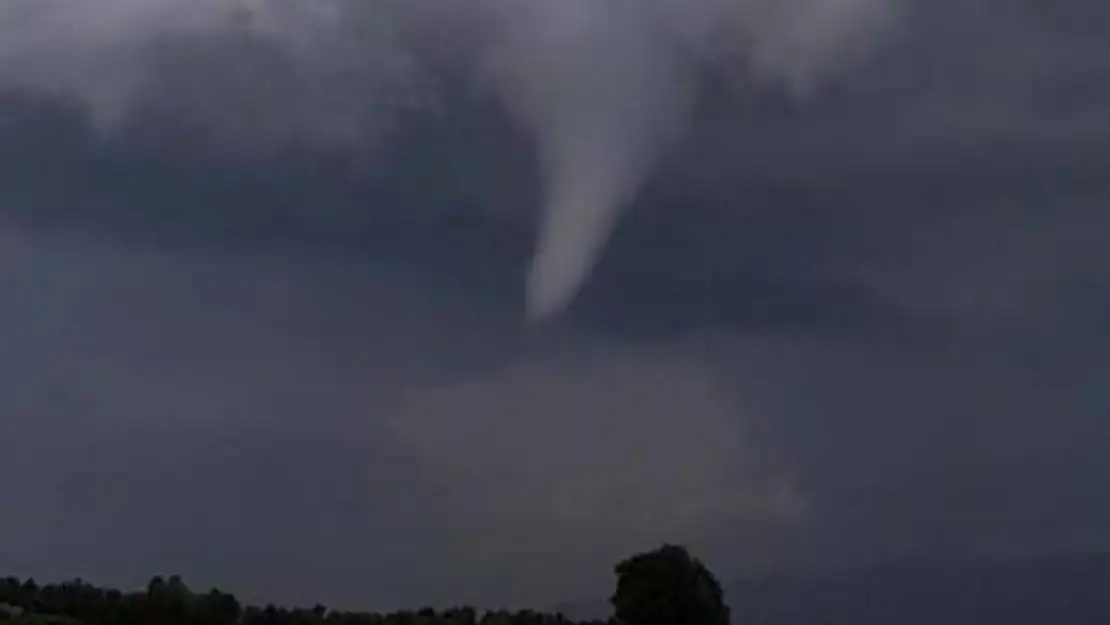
[[489, 0, 899, 321], [0, 0, 899, 320]]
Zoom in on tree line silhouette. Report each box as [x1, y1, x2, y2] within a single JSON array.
[[0, 545, 729, 625]]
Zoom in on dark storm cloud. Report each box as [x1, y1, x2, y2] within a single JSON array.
[[1, 0, 1109, 614], [2, 0, 1107, 336], [0, 0, 904, 318]]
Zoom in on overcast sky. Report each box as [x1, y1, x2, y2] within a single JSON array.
[[1, 0, 1109, 613]]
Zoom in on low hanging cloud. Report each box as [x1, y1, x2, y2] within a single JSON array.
[[0, 0, 901, 320], [389, 340, 802, 605], [392, 344, 800, 532]]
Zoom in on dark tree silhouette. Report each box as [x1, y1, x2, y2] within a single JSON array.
[[5, 545, 734, 625], [610, 544, 730, 625], [0, 573, 613, 625]]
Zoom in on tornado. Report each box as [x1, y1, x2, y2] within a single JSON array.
[[526, 137, 633, 323], [485, 0, 692, 323], [485, 0, 898, 323], [524, 67, 692, 322]]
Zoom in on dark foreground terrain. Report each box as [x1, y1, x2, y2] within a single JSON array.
[[4, 551, 1109, 625]]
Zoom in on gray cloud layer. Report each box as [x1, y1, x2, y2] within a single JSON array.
[[0, 0, 901, 318]]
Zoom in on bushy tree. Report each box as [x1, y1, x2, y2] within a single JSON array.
[[610, 544, 730, 625]]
